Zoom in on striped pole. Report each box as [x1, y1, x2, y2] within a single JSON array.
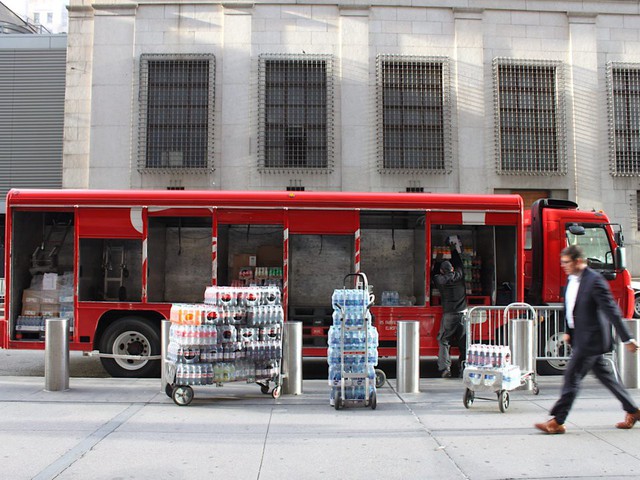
[[354, 228, 361, 273], [141, 208, 148, 303], [212, 210, 218, 286], [283, 225, 289, 321]]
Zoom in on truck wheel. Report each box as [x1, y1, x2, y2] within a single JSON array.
[[538, 330, 571, 375], [99, 317, 161, 378], [634, 293, 640, 319]]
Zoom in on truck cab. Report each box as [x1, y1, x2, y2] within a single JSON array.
[[524, 199, 634, 373]]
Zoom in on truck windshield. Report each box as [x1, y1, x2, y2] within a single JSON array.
[[566, 224, 614, 270]]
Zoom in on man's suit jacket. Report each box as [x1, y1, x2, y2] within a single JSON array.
[[565, 266, 632, 356]]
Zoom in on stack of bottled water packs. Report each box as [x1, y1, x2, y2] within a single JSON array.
[[328, 288, 378, 405], [167, 286, 283, 386]]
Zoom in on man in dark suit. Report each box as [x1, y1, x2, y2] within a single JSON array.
[[535, 245, 640, 434]]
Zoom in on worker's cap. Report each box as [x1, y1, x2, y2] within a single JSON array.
[[440, 261, 453, 273]]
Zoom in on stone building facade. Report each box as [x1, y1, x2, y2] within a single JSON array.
[[63, 0, 640, 272]]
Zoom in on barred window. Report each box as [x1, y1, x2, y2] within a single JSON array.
[[138, 54, 215, 173], [258, 54, 334, 172], [608, 64, 640, 176], [493, 59, 566, 175], [377, 55, 451, 173]]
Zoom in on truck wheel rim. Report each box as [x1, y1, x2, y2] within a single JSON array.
[[111, 331, 151, 371], [544, 332, 570, 370]]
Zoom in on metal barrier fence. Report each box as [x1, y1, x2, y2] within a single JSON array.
[[466, 303, 570, 369]]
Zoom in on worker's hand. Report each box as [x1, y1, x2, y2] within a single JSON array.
[[563, 333, 571, 344], [625, 340, 640, 353]]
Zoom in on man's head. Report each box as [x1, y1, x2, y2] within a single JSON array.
[[440, 260, 454, 274], [560, 244, 586, 276]]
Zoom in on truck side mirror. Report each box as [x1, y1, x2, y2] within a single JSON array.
[[568, 224, 585, 235], [616, 246, 626, 270]]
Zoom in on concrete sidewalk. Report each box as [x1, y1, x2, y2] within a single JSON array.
[[1, 375, 640, 480]]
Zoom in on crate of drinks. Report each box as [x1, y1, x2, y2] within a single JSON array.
[[165, 285, 283, 406]]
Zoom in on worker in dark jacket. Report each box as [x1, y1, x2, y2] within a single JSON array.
[[433, 236, 468, 378]]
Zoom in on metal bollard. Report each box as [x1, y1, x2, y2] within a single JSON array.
[[508, 318, 536, 391], [44, 318, 70, 392], [282, 321, 303, 395], [397, 320, 420, 393], [618, 319, 640, 389], [160, 320, 171, 392]]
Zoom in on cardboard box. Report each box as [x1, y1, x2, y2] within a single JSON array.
[[231, 254, 257, 281], [257, 245, 282, 267], [41, 303, 61, 316], [232, 254, 257, 268], [22, 303, 41, 316], [22, 290, 41, 304]]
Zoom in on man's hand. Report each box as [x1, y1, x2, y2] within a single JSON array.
[[563, 333, 571, 344], [625, 340, 640, 353]]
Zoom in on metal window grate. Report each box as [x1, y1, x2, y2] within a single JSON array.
[[138, 54, 215, 174], [257, 54, 334, 173], [607, 63, 640, 176], [376, 55, 451, 174], [493, 58, 566, 175]]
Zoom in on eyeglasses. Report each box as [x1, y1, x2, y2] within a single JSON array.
[[560, 259, 573, 265]]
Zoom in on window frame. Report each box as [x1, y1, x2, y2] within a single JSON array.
[[137, 53, 216, 174], [607, 62, 640, 177], [376, 54, 452, 175], [257, 53, 335, 174], [493, 58, 567, 176]]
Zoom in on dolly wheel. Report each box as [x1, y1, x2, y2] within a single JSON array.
[[272, 386, 282, 399], [370, 391, 377, 410], [498, 390, 510, 413], [172, 385, 194, 406], [375, 369, 387, 388], [334, 390, 343, 410], [165, 383, 174, 398], [463, 388, 474, 409], [260, 383, 270, 395]]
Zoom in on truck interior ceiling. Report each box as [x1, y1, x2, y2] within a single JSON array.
[[360, 210, 425, 306], [147, 216, 212, 303], [11, 210, 75, 338], [430, 224, 517, 307], [78, 239, 142, 302]]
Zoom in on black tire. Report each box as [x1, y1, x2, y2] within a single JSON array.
[[260, 383, 270, 395], [370, 390, 377, 410], [463, 388, 474, 409], [172, 385, 194, 406], [271, 386, 281, 399], [334, 390, 342, 410], [99, 317, 161, 378], [165, 383, 174, 398], [375, 369, 387, 388], [498, 390, 509, 413]]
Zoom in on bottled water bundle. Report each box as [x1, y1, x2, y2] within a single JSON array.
[[329, 281, 379, 408], [167, 286, 283, 390]]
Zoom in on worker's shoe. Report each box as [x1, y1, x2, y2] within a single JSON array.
[[534, 418, 566, 434], [615, 409, 640, 429], [441, 369, 452, 379]]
